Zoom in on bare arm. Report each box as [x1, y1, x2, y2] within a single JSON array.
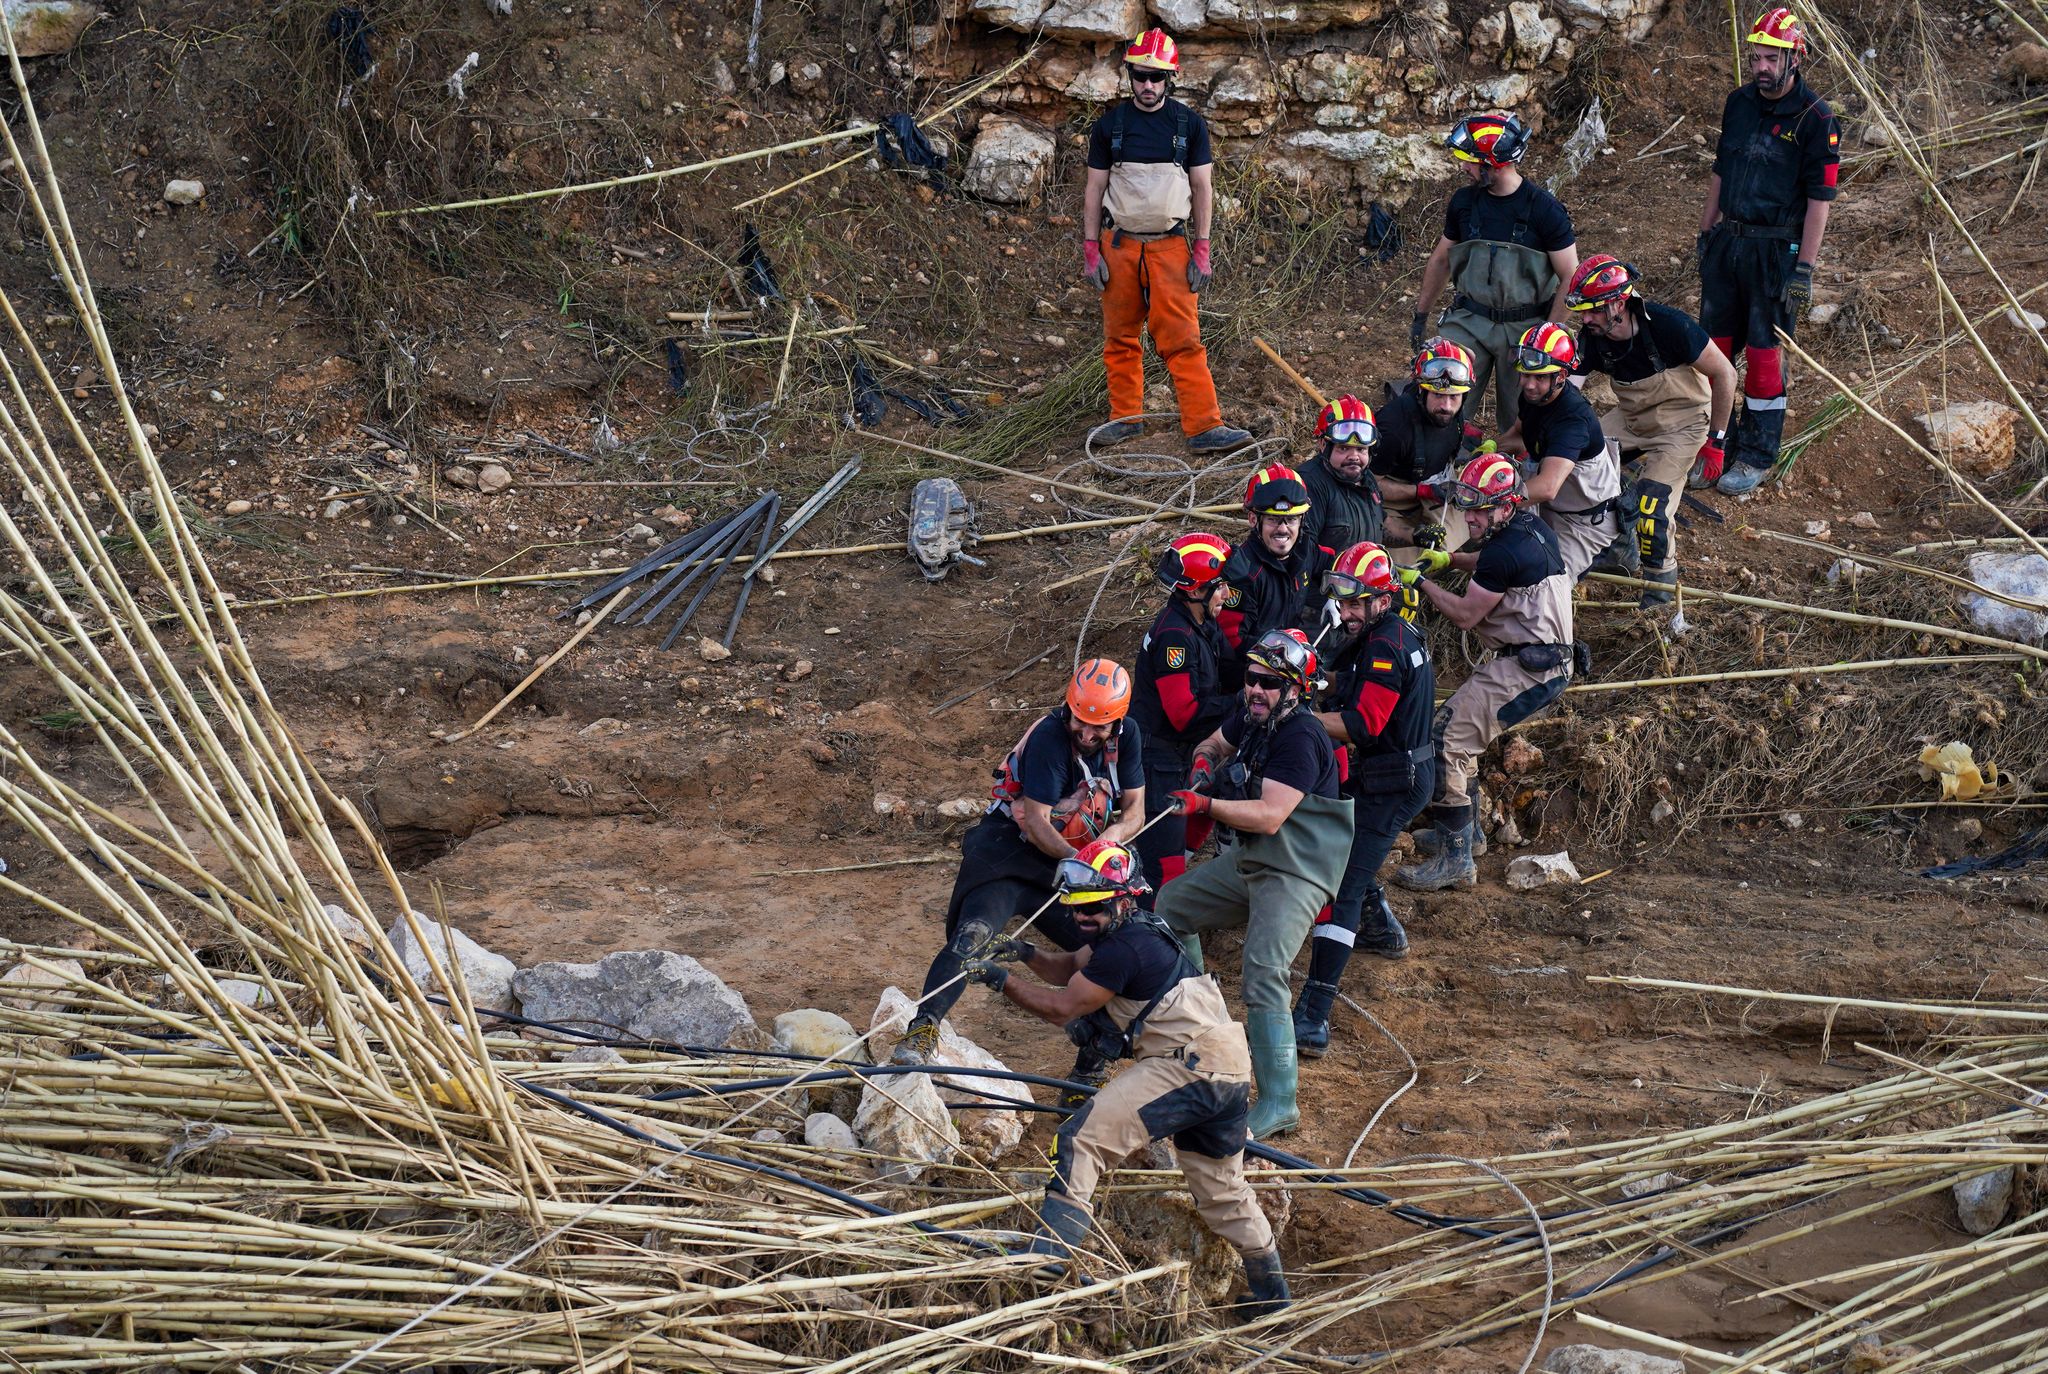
[[1798, 198, 1830, 268], [1521, 454, 1576, 506], [1698, 173, 1724, 235], [1414, 236, 1455, 317], [1099, 787, 1145, 845], [1495, 420, 1527, 456], [1546, 245, 1580, 322], [1190, 726, 1238, 775], [1188, 163, 1214, 240], [1012, 797, 1078, 862], [1207, 778, 1304, 837], [1693, 339, 1737, 434], [1018, 941, 1092, 988], [1314, 711, 1352, 745], [1003, 967, 1116, 1026], [1083, 166, 1110, 242], [1418, 574, 1505, 632]]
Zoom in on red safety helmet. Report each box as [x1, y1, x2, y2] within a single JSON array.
[[1245, 627, 1317, 694], [1125, 27, 1180, 72], [1244, 462, 1312, 517], [1514, 321, 1578, 375], [1325, 542, 1398, 601], [1066, 657, 1132, 725], [1056, 839, 1150, 907], [1315, 395, 1378, 449], [1449, 454, 1525, 511], [1414, 337, 1477, 395], [1446, 111, 1531, 168], [1747, 7, 1807, 55], [1156, 531, 1231, 594], [1565, 254, 1639, 312]]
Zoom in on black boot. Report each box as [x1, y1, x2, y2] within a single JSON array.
[[1024, 1194, 1094, 1281], [1058, 1047, 1109, 1113], [1357, 889, 1410, 960], [1292, 978, 1339, 1059], [1233, 1246, 1292, 1320]]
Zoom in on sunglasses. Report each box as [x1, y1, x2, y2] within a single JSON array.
[[1243, 671, 1290, 691], [1326, 419, 1376, 447], [1126, 67, 1169, 84]]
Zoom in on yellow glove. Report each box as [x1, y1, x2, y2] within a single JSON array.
[[1394, 565, 1423, 588], [1414, 549, 1453, 576]]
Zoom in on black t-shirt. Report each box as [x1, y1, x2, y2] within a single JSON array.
[[1442, 180, 1575, 251], [1519, 382, 1607, 464], [1574, 300, 1710, 384], [1086, 98, 1214, 170], [1082, 917, 1186, 1003], [1374, 381, 1468, 485], [1713, 77, 1840, 226], [1013, 712, 1147, 806], [1473, 509, 1565, 594], [1221, 705, 1341, 799]]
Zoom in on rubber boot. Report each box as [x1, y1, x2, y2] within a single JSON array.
[[1094, 419, 1144, 448], [1232, 1246, 1292, 1320], [1024, 1194, 1094, 1281], [1292, 978, 1339, 1060], [1245, 1009, 1301, 1139], [1058, 1046, 1109, 1113], [1410, 822, 1487, 860], [890, 1015, 940, 1066], [1394, 812, 1476, 893], [1188, 424, 1253, 453], [1357, 890, 1410, 960], [1638, 567, 1678, 608], [1717, 409, 1773, 495]]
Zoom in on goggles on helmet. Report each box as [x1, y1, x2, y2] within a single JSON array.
[[1056, 857, 1120, 904], [1516, 345, 1565, 373], [1323, 569, 1385, 600], [1417, 354, 1475, 387], [1446, 480, 1502, 511], [1325, 419, 1376, 447]]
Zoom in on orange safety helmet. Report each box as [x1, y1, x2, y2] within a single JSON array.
[[1446, 111, 1531, 168], [1245, 627, 1317, 694], [1747, 6, 1807, 55], [1315, 395, 1378, 449], [1124, 28, 1180, 72], [1325, 541, 1399, 601], [1066, 657, 1133, 725], [1414, 337, 1477, 394], [1450, 454, 1525, 511], [1156, 530, 1231, 594], [1565, 254, 1639, 312], [1514, 321, 1578, 375], [1244, 462, 1312, 517]]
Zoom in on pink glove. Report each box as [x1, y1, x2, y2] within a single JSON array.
[[1082, 240, 1110, 290], [1187, 238, 1212, 293]]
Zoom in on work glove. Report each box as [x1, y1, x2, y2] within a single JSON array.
[[1394, 565, 1423, 588], [1409, 311, 1428, 351], [1173, 789, 1212, 818], [986, 937, 1037, 964], [1782, 261, 1814, 314], [1413, 519, 1448, 550], [1413, 549, 1453, 576], [1189, 755, 1215, 793], [1693, 434, 1726, 487], [962, 959, 1008, 991], [1082, 240, 1110, 291], [1472, 439, 1498, 457], [1318, 596, 1343, 641], [1187, 238, 1212, 293]]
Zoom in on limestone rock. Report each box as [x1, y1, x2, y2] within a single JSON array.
[[514, 949, 759, 1049], [216, 977, 272, 1009], [1150, 0, 1207, 30], [476, 462, 514, 494], [790, 61, 825, 93], [962, 118, 1055, 204], [853, 1065, 960, 1181], [937, 797, 983, 819], [1914, 401, 2017, 475], [163, 179, 205, 205], [1038, 0, 1144, 40], [970, 0, 1050, 28], [871, 986, 1032, 1159], [1961, 552, 2048, 644], [7, 2, 101, 58], [1505, 851, 1580, 890], [444, 464, 479, 489], [1470, 9, 1508, 52], [697, 637, 732, 662], [1287, 49, 1386, 102], [2007, 307, 2047, 332], [1954, 1157, 2015, 1235], [1505, 1, 1563, 68], [561, 1044, 627, 1088], [2001, 41, 2048, 86], [1283, 129, 1441, 203], [0, 957, 86, 1013], [805, 1111, 859, 1151], [319, 901, 375, 946], [773, 1008, 865, 1061], [1207, 58, 1278, 109], [1545, 1348, 1684, 1374], [1554, 0, 1660, 40], [387, 914, 518, 1013]]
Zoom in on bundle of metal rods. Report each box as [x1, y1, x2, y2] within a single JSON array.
[[568, 458, 860, 650]]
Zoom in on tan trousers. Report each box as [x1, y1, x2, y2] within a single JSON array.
[[1539, 503, 1621, 584], [1602, 406, 1707, 576], [1440, 656, 1569, 808], [1049, 1053, 1273, 1255]]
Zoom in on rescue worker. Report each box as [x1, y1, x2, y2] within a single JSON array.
[[1697, 7, 1839, 494], [1130, 532, 1237, 895], [1083, 28, 1252, 455], [894, 660, 1147, 1067], [1157, 629, 1354, 1138], [1296, 543, 1435, 1057], [1411, 112, 1579, 429], [961, 840, 1289, 1318], [1372, 338, 1485, 537], [1217, 464, 1334, 690], [1565, 255, 1739, 606], [1497, 323, 1622, 583], [1297, 395, 1388, 555], [1395, 457, 1573, 892]]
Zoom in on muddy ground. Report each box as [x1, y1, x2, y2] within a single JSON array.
[[2, 0, 2046, 1362]]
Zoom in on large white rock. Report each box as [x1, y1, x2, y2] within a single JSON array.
[[1915, 400, 2019, 476], [1961, 552, 2048, 644], [0, 958, 86, 1013], [515, 950, 758, 1049], [970, 0, 1050, 26], [1553, 0, 1659, 39], [1545, 1348, 1685, 1374], [319, 901, 374, 946], [1505, 1, 1563, 67], [1287, 50, 1387, 103], [1148, 0, 1207, 29], [387, 913, 517, 1013], [805, 1111, 860, 1151], [871, 986, 1033, 1160], [1283, 128, 1442, 199], [853, 1066, 960, 1182], [1207, 58, 1279, 109], [1506, 851, 1581, 890], [1955, 1154, 2015, 1235], [8, 3, 100, 59], [774, 1008, 866, 1060], [962, 118, 1056, 205], [1038, 0, 1144, 39]]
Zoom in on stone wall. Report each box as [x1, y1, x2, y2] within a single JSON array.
[[930, 0, 1670, 208]]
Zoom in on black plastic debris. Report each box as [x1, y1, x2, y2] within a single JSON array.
[[849, 355, 887, 427], [1362, 200, 1402, 262], [876, 114, 948, 177], [325, 7, 376, 80], [1922, 827, 2048, 880], [738, 223, 783, 303], [663, 338, 689, 395]]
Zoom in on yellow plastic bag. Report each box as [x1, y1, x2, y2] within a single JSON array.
[[1918, 741, 2000, 801]]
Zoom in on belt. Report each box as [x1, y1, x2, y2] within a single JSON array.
[[1453, 294, 1547, 323], [1549, 498, 1618, 520], [1357, 743, 1435, 766], [1109, 223, 1186, 244], [1722, 220, 1799, 241]]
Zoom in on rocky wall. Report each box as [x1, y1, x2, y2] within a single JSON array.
[[925, 0, 1670, 209]]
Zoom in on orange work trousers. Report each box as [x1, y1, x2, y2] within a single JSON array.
[[1100, 232, 1222, 438]]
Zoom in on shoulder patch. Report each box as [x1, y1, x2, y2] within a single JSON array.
[[1164, 645, 1188, 670], [1371, 658, 1395, 672], [1224, 586, 1243, 608]]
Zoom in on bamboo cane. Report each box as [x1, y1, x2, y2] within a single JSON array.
[[1564, 653, 2021, 694], [440, 583, 634, 743], [1251, 335, 1327, 406]]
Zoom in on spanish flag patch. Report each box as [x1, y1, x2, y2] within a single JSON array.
[[1372, 658, 1395, 672]]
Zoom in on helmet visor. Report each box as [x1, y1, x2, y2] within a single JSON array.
[[1516, 344, 1564, 373], [1056, 857, 1117, 903], [1416, 355, 1474, 389], [1447, 479, 1502, 511], [1326, 419, 1376, 447], [1326, 569, 1388, 600]]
